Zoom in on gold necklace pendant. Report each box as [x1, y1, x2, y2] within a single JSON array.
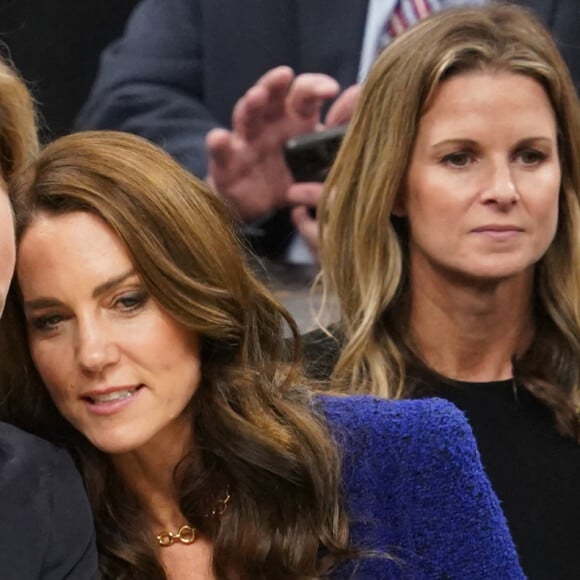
[[154, 486, 231, 547], [156, 524, 196, 547]]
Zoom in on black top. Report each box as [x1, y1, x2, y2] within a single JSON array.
[[0, 421, 98, 580], [303, 328, 580, 580]]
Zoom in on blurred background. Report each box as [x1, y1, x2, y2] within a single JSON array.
[[0, 0, 139, 140]]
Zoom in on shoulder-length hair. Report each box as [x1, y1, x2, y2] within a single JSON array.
[[0, 130, 350, 578], [319, 4, 580, 438]]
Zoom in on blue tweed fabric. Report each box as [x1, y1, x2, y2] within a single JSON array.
[[319, 395, 525, 579]]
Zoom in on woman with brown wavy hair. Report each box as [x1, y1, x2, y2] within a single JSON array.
[[0, 129, 524, 578], [305, 4, 580, 578], [0, 56, 98, 577]]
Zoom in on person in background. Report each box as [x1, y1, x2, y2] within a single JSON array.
[[0, 56, 98, 579], [210, 0, 580, 261], [75, 0, 512, 261], [0, 130, 523, 579], [302, 5, 580, 578]]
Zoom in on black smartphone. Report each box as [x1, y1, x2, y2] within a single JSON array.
[[284, 125, 347, 183]]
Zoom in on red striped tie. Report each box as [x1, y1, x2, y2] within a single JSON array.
[[378, 0, 436, 53]]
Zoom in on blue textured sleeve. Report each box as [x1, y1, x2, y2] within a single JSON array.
[[320, 395, 525, 579], [395, 398, 524, 578], [75, 0, 215, 177]]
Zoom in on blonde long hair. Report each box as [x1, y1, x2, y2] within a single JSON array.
[[320, 4, 580, 437], [1, 131, 350, 579]]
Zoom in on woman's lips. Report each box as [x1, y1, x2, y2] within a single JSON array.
[[472, 225, 523, 240], [82, 385, 144, 415]]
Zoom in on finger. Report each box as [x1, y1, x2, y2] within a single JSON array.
[[206, 128, 235, 168], [291, 206, 320, 259], [255, 65, 295, 88], [325, 84, 361, 127], [257, 66, 296, 122], [231, 85, 270, 139], [287, 74, 340, 120], [285, 182, 324, 207]]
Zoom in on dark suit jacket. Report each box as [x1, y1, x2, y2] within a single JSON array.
[[0, 422, 98, 579], [75, 0, 580, 256], [75, 0, 369, 257]]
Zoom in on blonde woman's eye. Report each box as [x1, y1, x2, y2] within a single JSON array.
[[519, 149, 546, 165], [442, 152, 473, 167]]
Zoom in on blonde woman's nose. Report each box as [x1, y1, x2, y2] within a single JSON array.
[[481, 161, 519, 208]]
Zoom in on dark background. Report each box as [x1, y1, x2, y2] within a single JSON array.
[[0, 0, 138, 140]]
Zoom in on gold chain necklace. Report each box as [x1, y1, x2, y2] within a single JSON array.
[[155, 487, 231, 547]]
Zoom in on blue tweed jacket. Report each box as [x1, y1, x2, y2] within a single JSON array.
[[319, 396, 524, 579]]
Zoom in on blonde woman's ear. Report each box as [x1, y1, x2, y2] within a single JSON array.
[[391, 190, 407, 217]]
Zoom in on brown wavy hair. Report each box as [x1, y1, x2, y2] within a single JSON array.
[[319, 4, 580, 438], [0, 131, 350, 578]]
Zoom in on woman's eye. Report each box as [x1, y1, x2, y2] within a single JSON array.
[[518, 149, 546, 165], [30, 313, 65, 332], [114, 291, 148, 312], [442, 152, 473, 167]]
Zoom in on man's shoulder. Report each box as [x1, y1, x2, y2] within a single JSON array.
[[0, 427, 97, 578], [0, 421, 71, 487], [0, 421, 59, 458]]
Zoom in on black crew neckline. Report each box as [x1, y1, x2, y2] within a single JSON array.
[[443, 377, 514, 389]]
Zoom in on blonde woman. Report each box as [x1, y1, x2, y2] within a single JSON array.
[[304, 4, 580, 578]]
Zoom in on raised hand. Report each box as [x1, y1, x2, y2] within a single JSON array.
[[206, 66, 340, 221]]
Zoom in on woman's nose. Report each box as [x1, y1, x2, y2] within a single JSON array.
[[481, 160, 519, 208], [76, 320, 120, 373]]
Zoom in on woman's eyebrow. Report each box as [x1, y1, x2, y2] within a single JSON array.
[[23, 269, 138, 311], [91, 269, 137, 299]]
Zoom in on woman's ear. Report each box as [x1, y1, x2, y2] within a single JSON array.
[[391, 189, 407, 218]]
